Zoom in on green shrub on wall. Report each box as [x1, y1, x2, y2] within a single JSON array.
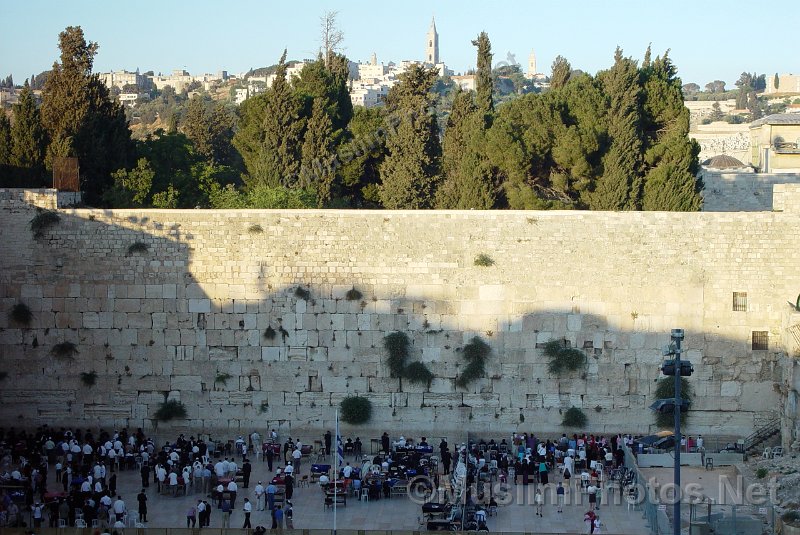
[[455, 336, 491, 388], [383, 331, 434, 386], [653, 377, 693, 428], [561, 406, 588, 428], [80, 371, 98, 386], [340, 395, 372, 425], [404, 361, 434, 386], [51, 341, 79, 359], [9, 302, 33, 326], [544, 339, 586, 375], [30, 210, 60, 239], [384, 331, 410, 378], [155, 400, 187, 422]]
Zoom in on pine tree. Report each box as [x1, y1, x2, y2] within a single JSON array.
[[0, 114, 11, 165], [40, 26, 132, 202], [299, 97, 336, 206], [550, 56, 571, 89], [379, 64, 441, 208], [471, 32, 493, 120], [642, 44, 652, 69], [640, 53, 701, 211], [590, 48, 643, 210], [182, 95, 213, 162], [11, 81, 47, 173], [436, 88, 496, 209], [233, 50, 305, 188]]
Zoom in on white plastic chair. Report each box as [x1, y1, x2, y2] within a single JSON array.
[[75, 519, 87, 528], [762, 447, 772, 459], [772, 447, 783, 458]]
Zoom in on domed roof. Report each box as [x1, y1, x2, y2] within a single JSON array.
[[704, 154, 747, 169]]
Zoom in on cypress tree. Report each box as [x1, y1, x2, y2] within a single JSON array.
[[379, 64, 441, 208], [0, 114, 11, 165], [40, 26, 132, 202], [233, 50, 305, 188], [640, 53, 701, 211], [182, 95, 213, 162], [550, 56, 571, 89], [590, 48, 643, 210], [299, 97, 336, 206], [11, 81, 47, 174], [471, 32, 494, 120], [774, 72, 780, 91]]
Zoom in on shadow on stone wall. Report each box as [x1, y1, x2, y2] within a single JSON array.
[[0, 202, 789, 439]]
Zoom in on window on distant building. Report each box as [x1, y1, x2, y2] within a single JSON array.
[[752, 331, 768, 351], [733, 292, 747, 312]]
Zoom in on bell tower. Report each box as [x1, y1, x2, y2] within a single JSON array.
[[426, 17, 439, 64]]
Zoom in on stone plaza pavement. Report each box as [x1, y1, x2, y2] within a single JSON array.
[[105, 454, 649, 534]]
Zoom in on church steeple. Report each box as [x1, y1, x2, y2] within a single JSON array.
[[426, 16, 439, 64]]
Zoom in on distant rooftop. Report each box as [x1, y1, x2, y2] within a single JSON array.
[[750, 113, 800, 127]]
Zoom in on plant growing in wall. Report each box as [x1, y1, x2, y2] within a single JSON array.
[[80, 371, 98, 386], [474, 253, 495, 267], [561, 406, 588, 428], [653, 376, 694, 428], [455, 336, 491, 388], [404, 361, 434, 387], [154, 399, 187, 422], [215, 372, 233, 387], [544, 339, 587, 375], [340, 395, 372, 425], [383, 331, 434, 385], [345, 287, 363, 301], [8, 302, 33, 326], [263, 326, 277, 340], [0, 371, 8, 381], [259, 400, 269, 413], [51, 341, 79, 359], [248, 224, 264, 234], [384, 331, 411, 378], [30, 210, 60, 239], [126, 241, 149, 256], [294, 286, 311, 300]]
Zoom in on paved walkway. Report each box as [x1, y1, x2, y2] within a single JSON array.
[[104, 453, 650, 534]]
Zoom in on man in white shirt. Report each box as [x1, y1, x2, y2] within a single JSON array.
[[228, 459, 238, 476], [112, 496, 126, 521], [214, 460, 225, 478], [291, 448, 302, 472], [227, 480, 238, 507], [254, 481, 265, 511], [242, 498, 252, 529], [284, 461, 294, 476], [100, 494, 113, 508], [342, 463, 352, 479]]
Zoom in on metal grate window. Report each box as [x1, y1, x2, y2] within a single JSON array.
[[752, 331, 769, 351], [733, 292, 748, 312]]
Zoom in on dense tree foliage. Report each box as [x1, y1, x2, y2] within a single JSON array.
[[40, 26, 132, 202], [379, 64, 442, 208]]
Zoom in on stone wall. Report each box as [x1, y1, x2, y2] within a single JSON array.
[[701, 171, 800, 211], [1, 189, 798, 439]]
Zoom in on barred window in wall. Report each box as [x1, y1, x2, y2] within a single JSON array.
[[733, 292, 748, 312], [752, 331, 769, 351]]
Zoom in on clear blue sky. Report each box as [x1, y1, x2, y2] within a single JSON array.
[[1, 0, 796, 89]]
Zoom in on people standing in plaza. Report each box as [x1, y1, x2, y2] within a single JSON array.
[[534, 488, 544, 517], [196, 500, 206, 528], [222, 499, 232, 528], [255, 480, 265, 511], [136, 489, 148, 523], [265, 444, 275, 471], [266, 481, 277, 511], [272, 505, 283, 530], [324, 430, 332, 456], [186, 504, 197, 528], [242, 498, 252, 528], [284, 501, 293, 529], [242, 458, 252, 488], [556, 482, 565, 513], [441, 448, 452, 475]]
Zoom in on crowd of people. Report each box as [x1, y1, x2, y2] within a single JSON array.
[[0, 425, 631, 533]]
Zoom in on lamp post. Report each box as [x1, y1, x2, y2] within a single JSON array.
[[670, 328, 684, 535]]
